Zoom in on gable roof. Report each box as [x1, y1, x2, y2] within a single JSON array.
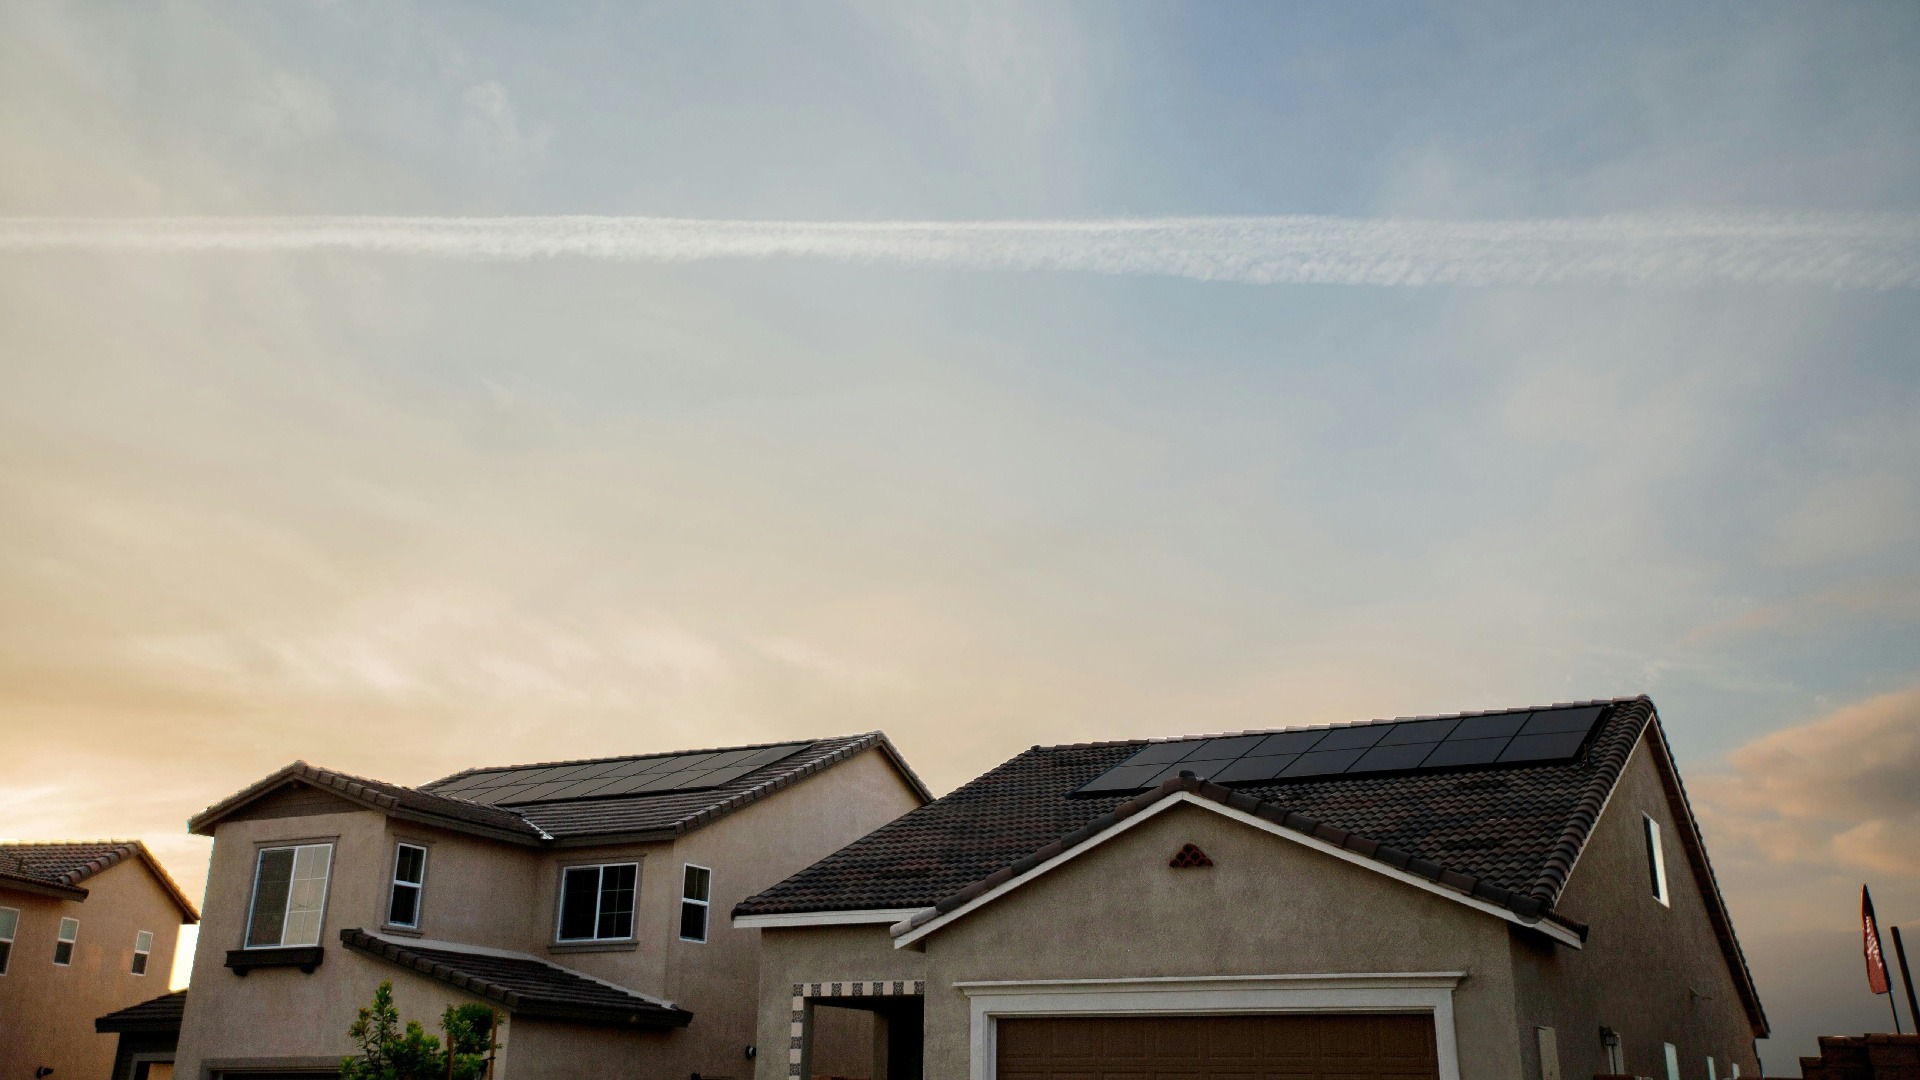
[[340, 928, 692, 1029], [736, 697, 1767, 1036], [0, 841, 199, 921], [190, 733, 930, 849], [96, 989, 188, 1034]]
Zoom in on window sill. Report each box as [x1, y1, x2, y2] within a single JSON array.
[[380, 925, 424, 938], [549, 940, 638, 954], [226, 946, 325, 975]]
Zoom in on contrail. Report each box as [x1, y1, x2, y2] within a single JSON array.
[[1, 213, 1916, 288]]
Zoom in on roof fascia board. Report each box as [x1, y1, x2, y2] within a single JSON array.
[[1552, 730, 1643, 901], [733, 907, 925, 929], [891, 792, 1582, 950]]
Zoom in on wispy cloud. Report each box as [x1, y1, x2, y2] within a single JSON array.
[[2, 213, 1915, 288]]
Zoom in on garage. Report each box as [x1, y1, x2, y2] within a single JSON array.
[[995, 1013, 1441, 1080]]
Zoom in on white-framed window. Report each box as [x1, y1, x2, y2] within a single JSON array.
[[0, 907, 17, 975], [131, 930, 154, 975], [387, 843, 427, 928], [1644, 815, 1671, 906], [1664, 1043, 1681, 1080], [1708, 1056, 1717, 1080], [245, 843, 333, 948], [679, 864, 711, 943], [54, 917, 79, 965], [556, 863, 637, 942]]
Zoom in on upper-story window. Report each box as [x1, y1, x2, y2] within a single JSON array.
[[54, 917, 78, 965], [131, 930, 154, 975], [246, 843, 333, 948], [679, 864, 711, 943], [0, 907, 17, 975], [1663, 1043, 1681, 1080], [557, 862, 637, 942], [387, 843, 428, 929], [1644, 815, 1671, 906]]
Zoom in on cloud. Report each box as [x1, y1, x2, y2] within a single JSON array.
[[1, 212, 1915, 289], [1695, 687, 1920, 878]]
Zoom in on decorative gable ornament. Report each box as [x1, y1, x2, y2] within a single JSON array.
[[1169, 843, 1213, 868]]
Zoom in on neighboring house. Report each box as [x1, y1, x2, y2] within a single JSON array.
[[0, 841, 201, 1080], [174, 733, 929, 1080], [735, 697, 1767, 1080]]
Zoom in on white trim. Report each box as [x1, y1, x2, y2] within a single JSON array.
[[679, 863, 712, 943], [958, 971, 1466, 1080], [734, 907, 926, 929], [891, 791, 1582, 949], [1644, 815, 1671, 907]]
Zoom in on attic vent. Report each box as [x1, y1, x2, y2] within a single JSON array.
[[1169, 844, 1213, 868]]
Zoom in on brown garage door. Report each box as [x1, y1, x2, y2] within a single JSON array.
[[996, 1014, 1440, 1080]]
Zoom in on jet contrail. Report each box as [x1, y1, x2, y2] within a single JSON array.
[[1, 213, 1915, 289]]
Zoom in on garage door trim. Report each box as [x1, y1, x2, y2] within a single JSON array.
[[957, 971, 1463, 1080]]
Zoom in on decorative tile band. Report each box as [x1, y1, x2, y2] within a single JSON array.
[[787, 980, 926, 1077]]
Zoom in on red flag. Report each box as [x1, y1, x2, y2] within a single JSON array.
[[1865, 885, 1892, 995]]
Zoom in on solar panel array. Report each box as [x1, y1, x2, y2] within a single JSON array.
[[428, 742, 812, 806], [1075, 705, 1609, 796]]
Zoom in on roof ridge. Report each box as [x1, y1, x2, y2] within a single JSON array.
[[1033, 697, 1647, 750], [1526, 697, 1652, 905], [423, 733, 871, 789]]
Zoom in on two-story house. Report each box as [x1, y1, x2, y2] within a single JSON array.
[[174, 733, 929, 1080], [0, 840, 200, 1079], [735, 697, 1767, 1080]]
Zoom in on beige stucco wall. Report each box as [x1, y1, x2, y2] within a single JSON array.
[[757, 800, 1530, 1080], [0, 859, 188, 1080], [1509, 737, 1763, 1080], [177, 746, 923, 1078]]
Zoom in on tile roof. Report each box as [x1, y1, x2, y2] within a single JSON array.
[[737, 700, 1651, 918], [191, 733, 928, 848], [95, 989, 188, 1034], [340, 929, 692, 1028], [0, 840, 200, 921]]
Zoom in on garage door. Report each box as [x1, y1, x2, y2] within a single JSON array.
[[996, 1014, 1440, 1080]]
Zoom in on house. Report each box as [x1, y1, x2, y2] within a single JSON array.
[[0, 841, 201, 1079], [173, 733, 929, 1080], [733, 697, 1768, 1080]]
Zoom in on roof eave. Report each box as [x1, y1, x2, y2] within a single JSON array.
[[0, 872, 89, 902]]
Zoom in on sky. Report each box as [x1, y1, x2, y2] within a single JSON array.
[[2, 0, 1918, 1060]]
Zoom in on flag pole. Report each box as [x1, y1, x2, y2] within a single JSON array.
[[1896, 927, 1919, 1040]]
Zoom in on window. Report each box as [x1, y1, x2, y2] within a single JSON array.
[[1708, 1057, 1717, 1080], [131, 930, 154, 975], [245, 843, 333, 948], [1645, 815, 1671, 906], [1664, 1043, 1681, 1080], [388, 843, 427, 928], [54, 917, 78, 965], [0, 907, 16, 975], [556, 863, 637, 942], [1535, 1026, 1561, 1080], [679, 864, 711, 943]]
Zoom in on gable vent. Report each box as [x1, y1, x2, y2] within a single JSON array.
[[1169, 843, 1213, 868]]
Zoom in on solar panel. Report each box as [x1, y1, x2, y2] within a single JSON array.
[[437, 742, 812, 805], [1070, 705, 1610, 796]]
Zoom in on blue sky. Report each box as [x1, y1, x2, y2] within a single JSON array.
[[1, 0, 1917, 1057]]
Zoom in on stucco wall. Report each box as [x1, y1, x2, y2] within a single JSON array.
[[0, 859, 188, 1080], [1509, 736, 1763, 1080], [757, 801, 1530, 1080]]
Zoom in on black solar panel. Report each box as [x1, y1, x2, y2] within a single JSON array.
[[432, 742, 812, 805], [1070, 705, 1610, 796]]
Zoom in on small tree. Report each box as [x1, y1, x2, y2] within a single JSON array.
[[341, 981, 494, 1080]]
